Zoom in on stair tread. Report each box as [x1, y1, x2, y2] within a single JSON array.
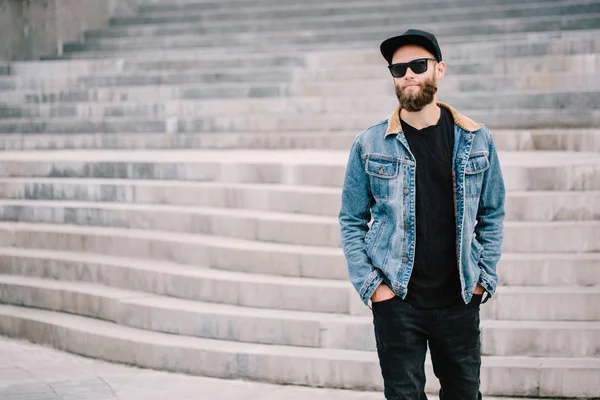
[[0, 246, 598, 291], [2, 274, 600, 329], [1, 303, 599, 368]]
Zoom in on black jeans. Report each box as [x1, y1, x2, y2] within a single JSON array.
[[372, 294, 483, 400]]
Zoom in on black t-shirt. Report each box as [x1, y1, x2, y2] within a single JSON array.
[[400, 107, 463, 308]]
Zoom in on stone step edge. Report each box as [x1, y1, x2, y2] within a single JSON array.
[[1, 70, 596, 89], [1, 73, 598, 100], [56, 32, 600, 61], [0, 149, 599, 167], [1, 110, 600, 128], [1, 176, 599, 196], [0, 67, 597, 87], [0, 130, 597, 147], [89, 12, 600, 39], [3, 86, 599, 101], [133, 0, 587, 18], [0, 245, 599, 293], [1, 274, 599, 354], [1, 273, 598, 329], [1, 199, 600, 225], [11, 52, 600, 78], [104, 1, 599, 32], [47, 28, 600, 62], [0, 305, 598, 384]]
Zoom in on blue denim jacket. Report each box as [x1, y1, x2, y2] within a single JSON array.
[[339, 102, 505, 307]]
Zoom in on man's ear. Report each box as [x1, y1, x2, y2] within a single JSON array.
[[436, 61, 446, 79]]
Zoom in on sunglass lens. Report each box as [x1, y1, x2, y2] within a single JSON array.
[[409, 60, 428, 74], [389, 64, 407, 78]]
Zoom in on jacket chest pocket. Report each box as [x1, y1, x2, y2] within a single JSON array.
[[365, 155, 399, 200], [464, 153, 489, 197]]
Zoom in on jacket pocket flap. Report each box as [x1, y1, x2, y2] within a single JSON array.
[[366, 156, 398, 179], [465, 154, 490, 175]]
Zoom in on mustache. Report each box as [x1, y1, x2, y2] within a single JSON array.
[[402, 81, 422, 90]]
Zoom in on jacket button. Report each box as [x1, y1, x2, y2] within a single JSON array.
[[379, 167, 384, 174], [403, 188, 409, 194], [404, 223, 409, 229], [402, 257, 409, 263]]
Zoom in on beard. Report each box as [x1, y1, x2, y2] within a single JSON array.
[[395, 74, 438, 112]]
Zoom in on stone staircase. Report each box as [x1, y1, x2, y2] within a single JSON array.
[[0, 0, 599, 397]]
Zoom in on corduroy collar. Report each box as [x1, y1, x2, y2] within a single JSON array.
[[384, 101, 483, 137]]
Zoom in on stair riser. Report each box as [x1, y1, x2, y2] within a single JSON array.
[[0, 249, 598, 319], [59, 25, 600, 60], [483, 291, 600, 321], [1, 112, 600, 132], [0, 313, 390, 392], [0, 185, 597, 221], [16, 52, 599, 82], [4, 311, 599, 397], [296, 54, 600, 81], [480, 325, 600, 358], [0, 283, 598, 357], [4, 57, 600, 92], [2, 77, 598, 117], [137, 0, 549, 13], [135, 0, 578, 19], [5, 90, 599, 112], [66, 17, 600, 52], [103, 4, 600, 33], [0, 130, 598, 152], [1, 236, 599, 286], [0, 251, 352, 313], [1, 160, 598, 191], [0, 205, 598, 251]]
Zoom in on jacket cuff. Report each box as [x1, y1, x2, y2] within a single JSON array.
[[360, 269, 384, 306], [478, 269, 497, 304]]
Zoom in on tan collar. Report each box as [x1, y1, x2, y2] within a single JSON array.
[[384, 102, 483, 137]]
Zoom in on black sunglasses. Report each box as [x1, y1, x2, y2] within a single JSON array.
[[388, 58, 437, 78]]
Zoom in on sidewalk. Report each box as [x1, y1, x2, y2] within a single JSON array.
[[0, 335, 382, 400]]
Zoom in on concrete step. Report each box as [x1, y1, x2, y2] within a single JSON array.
[[0, 129, 598, 152], [137, 0, 532, 12], [25, 54, 308, 77], [51, 29, 600, 61], [0, 245, 598, 320], [0, 200, 598, 251], [3, 54, 600, 92], [0, 274, 598, 357], [0, 149, 598, 191], [103, 1, 599, 33], [295, 54, 600, 81], [135, 0, 575, 17], [0, 108, 598, 132], [1, 305, 599, 397], [0, 180, 597, 220], [2, 90, 597, 116], [7, 223, 597, 286], [19, 39, 598, 80], [0, 69, 295, 92], [0, 74, 597, 112], [0, 219, 599, 286], [63, 15, 600, 53]]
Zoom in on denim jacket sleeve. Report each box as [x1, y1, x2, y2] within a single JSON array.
[[475, 129, 506, 303], [338, 139, 384, 306]]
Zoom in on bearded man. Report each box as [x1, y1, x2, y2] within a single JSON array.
[[338, 29, 506, 400]]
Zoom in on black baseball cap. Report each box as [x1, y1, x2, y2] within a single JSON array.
[[380, 29, 442, 65]]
